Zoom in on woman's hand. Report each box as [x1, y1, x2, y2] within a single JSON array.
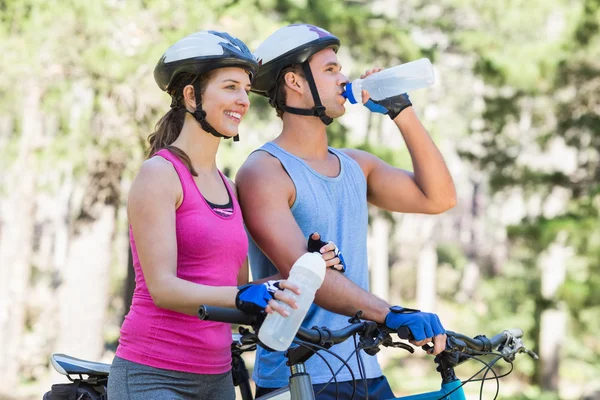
[[307, 232, 346, 272], [235, 279, 301, 316], [263, 280, 301, 316]]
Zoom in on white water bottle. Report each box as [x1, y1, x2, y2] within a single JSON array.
[[342, 58, 435, 104], [258, 253, 326, 351]]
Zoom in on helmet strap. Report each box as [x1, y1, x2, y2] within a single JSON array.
[[281, 62, 334, 126], [185, 78, 239, 142]]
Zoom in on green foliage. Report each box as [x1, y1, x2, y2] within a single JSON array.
[[436, 243, 468, 271], [456, 0, 600, 390], [2, 0, 599, 395], [574, 0, 600, 45], [270, 0, 423, 71]]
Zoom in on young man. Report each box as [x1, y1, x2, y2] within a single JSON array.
[[236, 24, 457, 398]]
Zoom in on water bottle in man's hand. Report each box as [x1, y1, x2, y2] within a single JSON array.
[[342, 58, 435, 104]]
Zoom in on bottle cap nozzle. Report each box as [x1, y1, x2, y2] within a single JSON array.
[[342, 82, 358, 104]]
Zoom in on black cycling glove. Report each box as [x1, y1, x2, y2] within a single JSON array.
[[307, 233, 346, 273], [364, 93, 412, 120]]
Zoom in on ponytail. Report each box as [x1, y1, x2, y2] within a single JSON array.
[[147, 107, 198, 176], [146, 72, 214, 176]]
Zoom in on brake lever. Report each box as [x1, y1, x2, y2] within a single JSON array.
[[499, 338, 539, 362], [382, 334, 415, 354], [525, 348, 539, 360], [357, 321, 388, 356], [397, 326, 435, 354], [509, 333, 538, 360]]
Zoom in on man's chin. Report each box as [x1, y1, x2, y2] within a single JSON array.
[[326, 106, 346, 119]]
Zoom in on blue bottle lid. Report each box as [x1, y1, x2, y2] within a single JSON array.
[[342, 82, 358, 104]]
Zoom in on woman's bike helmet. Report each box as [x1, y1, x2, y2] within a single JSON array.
[[154, 30, 258, 141]]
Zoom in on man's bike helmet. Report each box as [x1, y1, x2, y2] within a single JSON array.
[[253, 24, 340, 125]]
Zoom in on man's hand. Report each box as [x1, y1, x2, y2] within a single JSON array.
[[358, 68, 413, 119], [384, 306, 447, 355], [362, 92, 412, 120], [307, 232, 346, 272]]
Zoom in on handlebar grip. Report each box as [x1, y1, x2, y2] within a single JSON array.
[[506, 328, 523, 338], [397, 326, 412, 340], [198, 305, 259, 326]]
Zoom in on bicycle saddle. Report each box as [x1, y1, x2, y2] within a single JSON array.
[[51, 353, 110, 376]]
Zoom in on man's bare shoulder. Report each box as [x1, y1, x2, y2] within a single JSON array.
[[339, 148, 376, 164], [236, 149, 294, 203], [338, 148, 378, 176], [237, 150, 289, 184]]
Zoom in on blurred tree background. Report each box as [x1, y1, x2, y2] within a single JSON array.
[[0, 0, 598, 399]]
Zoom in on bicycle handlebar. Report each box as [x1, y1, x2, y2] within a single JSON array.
[[198, 305, 262, 326], [296, 320, 377, 345], [446, 329, 522, 352], [199, 305, 375, 346], [198, 306, 532, 358]]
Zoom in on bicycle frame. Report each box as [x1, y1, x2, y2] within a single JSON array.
[[239, 342, 469, 400], [394, 350, 468, 400], [248, 373, 466, 400], [255, 367, 314, 399], [201, 308, 535, 400], [395, 380, 465, 400]]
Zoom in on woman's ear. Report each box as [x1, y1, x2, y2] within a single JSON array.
[[183, 85, 197, 110]]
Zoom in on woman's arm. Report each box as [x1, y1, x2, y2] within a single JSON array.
[[129, 158, 297, 316], [237, 258, 250, 286]]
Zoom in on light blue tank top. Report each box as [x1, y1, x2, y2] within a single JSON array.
[[248, 142, 383, 387]]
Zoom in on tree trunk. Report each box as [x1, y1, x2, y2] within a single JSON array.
[[369, 211, 390, 302], [416, 240, 437, 311], [19, 165, 72, 382], [0, 171, 36, 390], [539, 308, 567, 391], [55, 203, 116, 360], [457, 260, 480, 303], [537, 235, 570, 392], [28, 169, 74, 381], [457, 180, 484, 302], [0, 81, 41, 390]]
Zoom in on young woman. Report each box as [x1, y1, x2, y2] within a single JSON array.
[[107, 31, 341, 400]]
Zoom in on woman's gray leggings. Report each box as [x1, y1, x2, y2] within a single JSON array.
[[107, 356, 235, 400]]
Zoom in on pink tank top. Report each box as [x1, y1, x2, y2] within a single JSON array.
[[116, 149, 248, 374]]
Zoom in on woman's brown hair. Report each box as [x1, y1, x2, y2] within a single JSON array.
[[147, 70, 216, 176]]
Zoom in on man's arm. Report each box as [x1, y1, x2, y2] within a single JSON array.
[[236, 152, 390, 323], [344, 108, 456, 214]]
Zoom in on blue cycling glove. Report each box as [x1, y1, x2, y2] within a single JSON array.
[[384, 306, 445, 341], [364, 93, 412, 120], [235, 280, 282, 314], [307, 233, 346, 273]]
